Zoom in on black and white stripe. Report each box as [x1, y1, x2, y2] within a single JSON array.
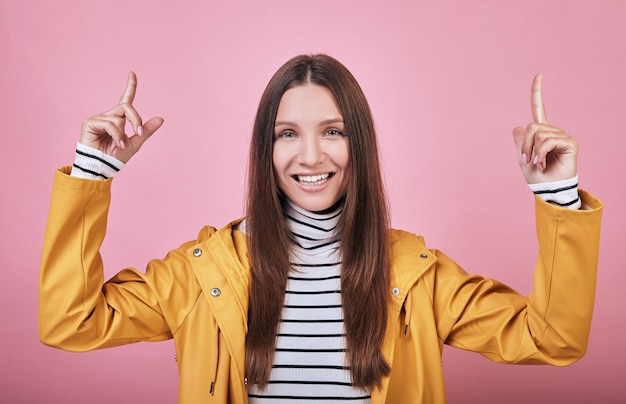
[[528, 175, 581, 209], [70, 143, 125, 180], [248, 200, 370, 403]]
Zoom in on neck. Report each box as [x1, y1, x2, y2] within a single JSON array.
[[283, 198, 343, 250]]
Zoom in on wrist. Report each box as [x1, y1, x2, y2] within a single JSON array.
[[70, 143, 125, 180], [528, 175, 581, 210]]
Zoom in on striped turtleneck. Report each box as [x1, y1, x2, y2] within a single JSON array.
[[247, 199, 371, 403]]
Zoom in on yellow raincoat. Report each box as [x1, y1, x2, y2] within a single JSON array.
[[39, 168, 603, 403]]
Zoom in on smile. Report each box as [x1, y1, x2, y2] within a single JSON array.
[[294, 173, 333, 186]]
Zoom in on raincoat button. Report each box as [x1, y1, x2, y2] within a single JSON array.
[[210, 288, 221, 297], [420, 253, 428, 259], [193, 248, 202, 257], [391, 287, 400, 296]]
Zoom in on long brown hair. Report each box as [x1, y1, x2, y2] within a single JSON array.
[[245, 54, 390, 389]]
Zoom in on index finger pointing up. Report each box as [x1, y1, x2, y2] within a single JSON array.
[[531, 73, 548, 123], [119, 71, 137, 104]]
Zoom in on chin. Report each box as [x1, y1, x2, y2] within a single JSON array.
[[290, 195, 344, 213]]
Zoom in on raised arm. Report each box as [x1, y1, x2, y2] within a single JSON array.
[[39, 74, 176, 351], [436, 75, 602, 364]]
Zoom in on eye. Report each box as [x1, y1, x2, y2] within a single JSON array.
[[325, 128, 344, 137], [277, 130, 297, 139]]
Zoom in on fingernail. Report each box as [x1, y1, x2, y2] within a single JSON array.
[[522, 153, 528, 164], [120, 140, 126, 149], [533, 155, 539, 165], [138, 125, 143, 136]]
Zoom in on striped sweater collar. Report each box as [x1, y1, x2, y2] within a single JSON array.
[[283, 199, 343, 250]]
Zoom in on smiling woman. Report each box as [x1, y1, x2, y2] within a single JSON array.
[[245, 55, 392, 398], [39, 54, 603, 403], [272, 84, 351, 213]]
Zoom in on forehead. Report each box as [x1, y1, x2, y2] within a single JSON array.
[[275, 84, 342, 123]]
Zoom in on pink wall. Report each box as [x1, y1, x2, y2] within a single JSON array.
[[2, 0, 625, 402]]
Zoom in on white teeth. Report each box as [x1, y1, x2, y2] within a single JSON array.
[[297, 173, 330, 184]]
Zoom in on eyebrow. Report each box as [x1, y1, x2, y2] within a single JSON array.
[[274, 118, 344, 127]]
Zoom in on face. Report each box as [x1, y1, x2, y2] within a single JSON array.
[[273, 84, 351, 212]]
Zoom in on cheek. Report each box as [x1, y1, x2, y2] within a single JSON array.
[[272, 146, 289, 184], [340, 141, 351, 172], [272, 146, 282, 171]]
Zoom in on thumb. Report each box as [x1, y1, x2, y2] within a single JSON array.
[[512, 126, 524, 148], [124, 116, 164, 155], [512, 126, 526, 163], [140, 116, 165, 139]]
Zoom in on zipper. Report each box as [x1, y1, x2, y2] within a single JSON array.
[[403, 292, 413, 336]]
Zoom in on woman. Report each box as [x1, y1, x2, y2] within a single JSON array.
[[39, 54, 603, 403]]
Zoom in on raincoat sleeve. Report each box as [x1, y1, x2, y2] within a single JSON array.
[[434, 189, 603, 365], [38, 167, 204, 352]]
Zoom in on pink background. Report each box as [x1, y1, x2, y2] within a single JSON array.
[[2, 0, 625, 402]]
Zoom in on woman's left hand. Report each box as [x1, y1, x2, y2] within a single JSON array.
[[512, 74, 578, 184]]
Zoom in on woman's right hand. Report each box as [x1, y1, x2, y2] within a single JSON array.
[[79, 72, 164, 163]]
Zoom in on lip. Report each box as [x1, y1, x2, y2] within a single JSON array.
[[291, 172, 335, 190]]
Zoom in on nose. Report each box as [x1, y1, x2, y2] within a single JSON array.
[[298, 135, 324, 166]]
